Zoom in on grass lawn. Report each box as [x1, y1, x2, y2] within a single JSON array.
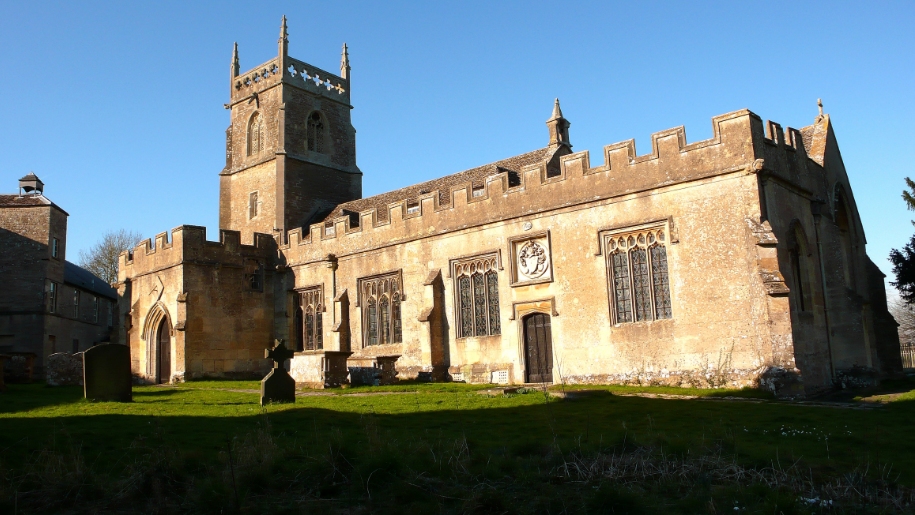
[[2, 380, 914, 514]]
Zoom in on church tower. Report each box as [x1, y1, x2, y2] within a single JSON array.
[[219, 17, 362, 241]]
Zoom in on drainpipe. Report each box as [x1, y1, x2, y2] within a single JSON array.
[[811, 200, 836, 381]]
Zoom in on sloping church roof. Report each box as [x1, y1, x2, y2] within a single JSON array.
[[322, 146, 560, 223]]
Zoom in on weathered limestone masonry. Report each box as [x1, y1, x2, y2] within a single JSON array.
[[118, 227, 276, 383], [117, 19, 900, 396], [1, 174, 118, 379]]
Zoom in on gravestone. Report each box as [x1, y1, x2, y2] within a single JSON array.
[[0, 354, 8, 392], [46, 352, 84, 386], [261, 339, 295, 405], [83, 344, 132, 402]]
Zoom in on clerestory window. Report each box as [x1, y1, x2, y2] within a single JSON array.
[[604, 226, 672, 324], [452, 253, 501, 338], [358, 272, 402, 347]]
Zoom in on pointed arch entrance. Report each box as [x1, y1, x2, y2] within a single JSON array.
[[156, 317, 171, 383], [143, 304, 173, 384], [523, 312, 553, 383]]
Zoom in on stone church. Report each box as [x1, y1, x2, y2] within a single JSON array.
[[117, 18, 901, 396]]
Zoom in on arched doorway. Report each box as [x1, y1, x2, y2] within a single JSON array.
[[156, 317, 171, 383], [523, 312, 553, 383]]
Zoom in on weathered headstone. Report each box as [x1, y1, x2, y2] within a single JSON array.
[[261, 339, 295, 405], [83, 344, 132, 402], [46, 352, 84, 386], [0, 354, 8, 392]]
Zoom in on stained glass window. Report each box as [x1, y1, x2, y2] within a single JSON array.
[[358, 273, 402, 347], [611, 251, 632, 323], [315, 305, 323, 349], [473, 273, 487, 336], [607, 229, 673, 324], [392, 294, 402, 343], [486, 271, 500, 335], [305, 307, 315, 350], [650, 245, 672, 319], [380, 296, 390, 344], [367, 298, 377, 346], [630, 247, 652, 322], [459, 275, 473, 337], [454, 256, 500, 338]]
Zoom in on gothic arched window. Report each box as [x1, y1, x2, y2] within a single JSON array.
[[298, 286, 324, 351], [293, 306, 304, 352], [367, 297, 378, 346], [247, 112, 264, 156], [307, 111, 325, 153], [452, 254, 501, 338], [359, 273, 403, 347], [605, 227, 672, 324]]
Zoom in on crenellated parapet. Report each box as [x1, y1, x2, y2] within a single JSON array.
[[279, 109, 768, 262], [118, 225, 276, 281]]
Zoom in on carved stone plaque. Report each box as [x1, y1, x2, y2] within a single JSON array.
[[510, 232, 552, 285]]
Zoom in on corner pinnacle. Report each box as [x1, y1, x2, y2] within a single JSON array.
[[549, 98, 564, 121], [341, 43, 350, 80], [231, 42, 239, 77], [280, 15, 288, 41]]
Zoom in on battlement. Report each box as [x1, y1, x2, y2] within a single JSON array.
[[118, 225, 275, 279], [278, 109, 769, 262]]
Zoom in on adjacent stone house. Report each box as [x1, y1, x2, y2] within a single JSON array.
[[0, 174, 117, 378], [116, 19, 901, 396]]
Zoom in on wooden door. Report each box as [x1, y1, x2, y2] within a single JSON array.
[[524, 313, 553, 383], [157, 318, 171, 383]]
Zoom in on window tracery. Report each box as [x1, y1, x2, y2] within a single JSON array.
[[452, 254, 501, 338], [604, 226, 672, 324], [358, 272, 402, 347], [307, 111, 326, 153], [247, 112, 264, 156], [298, 286, 323, 351]]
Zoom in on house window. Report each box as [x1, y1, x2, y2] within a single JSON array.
[[604, 226, 672, 324], [298, 287, 324, 351], [48, 282, 57, 313], [306, 111, 325, 153], [51, 238, 59, 258], [244, 259, 263, 291], [248, 191, 259, 219], [247, 111, 264, 156], [92, 296, 99, 323], [358, 272, 402, 346], [451, 254, 501, 338], [73, 290, 80, 318]]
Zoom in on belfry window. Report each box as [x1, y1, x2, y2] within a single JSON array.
[[307, 111, 325, 153], [298, 287, 323, 351], [358, 272, 402, 347], [604, 227, 672, 324], [247, 112, 264, 156], [452, 254, 501, 338]]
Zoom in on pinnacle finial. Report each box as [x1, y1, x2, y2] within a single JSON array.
[[817, 98, 824, 117], [231, 42, 239, 78], [340, 43, 351, 80], [551, 98, 564, 120], [280, 15, 288, 41]]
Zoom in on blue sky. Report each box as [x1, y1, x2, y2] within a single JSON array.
[[1, 1, 913, 283]]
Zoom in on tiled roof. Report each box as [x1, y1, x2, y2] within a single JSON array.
[[322, 147, 557, 223], [64, 261, 117, 300], [0, 194, 52, 207]]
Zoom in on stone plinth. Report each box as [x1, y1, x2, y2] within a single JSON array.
[[46, 352, 84, 386], [290, 351, 352, 388], [348, 355, 400, 386]]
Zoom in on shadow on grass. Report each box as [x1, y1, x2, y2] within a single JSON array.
[[3, 384, 915, 513]]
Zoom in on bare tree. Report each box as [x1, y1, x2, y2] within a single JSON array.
[[78, 229, 142, 284], [889, 297, 915, 348]]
